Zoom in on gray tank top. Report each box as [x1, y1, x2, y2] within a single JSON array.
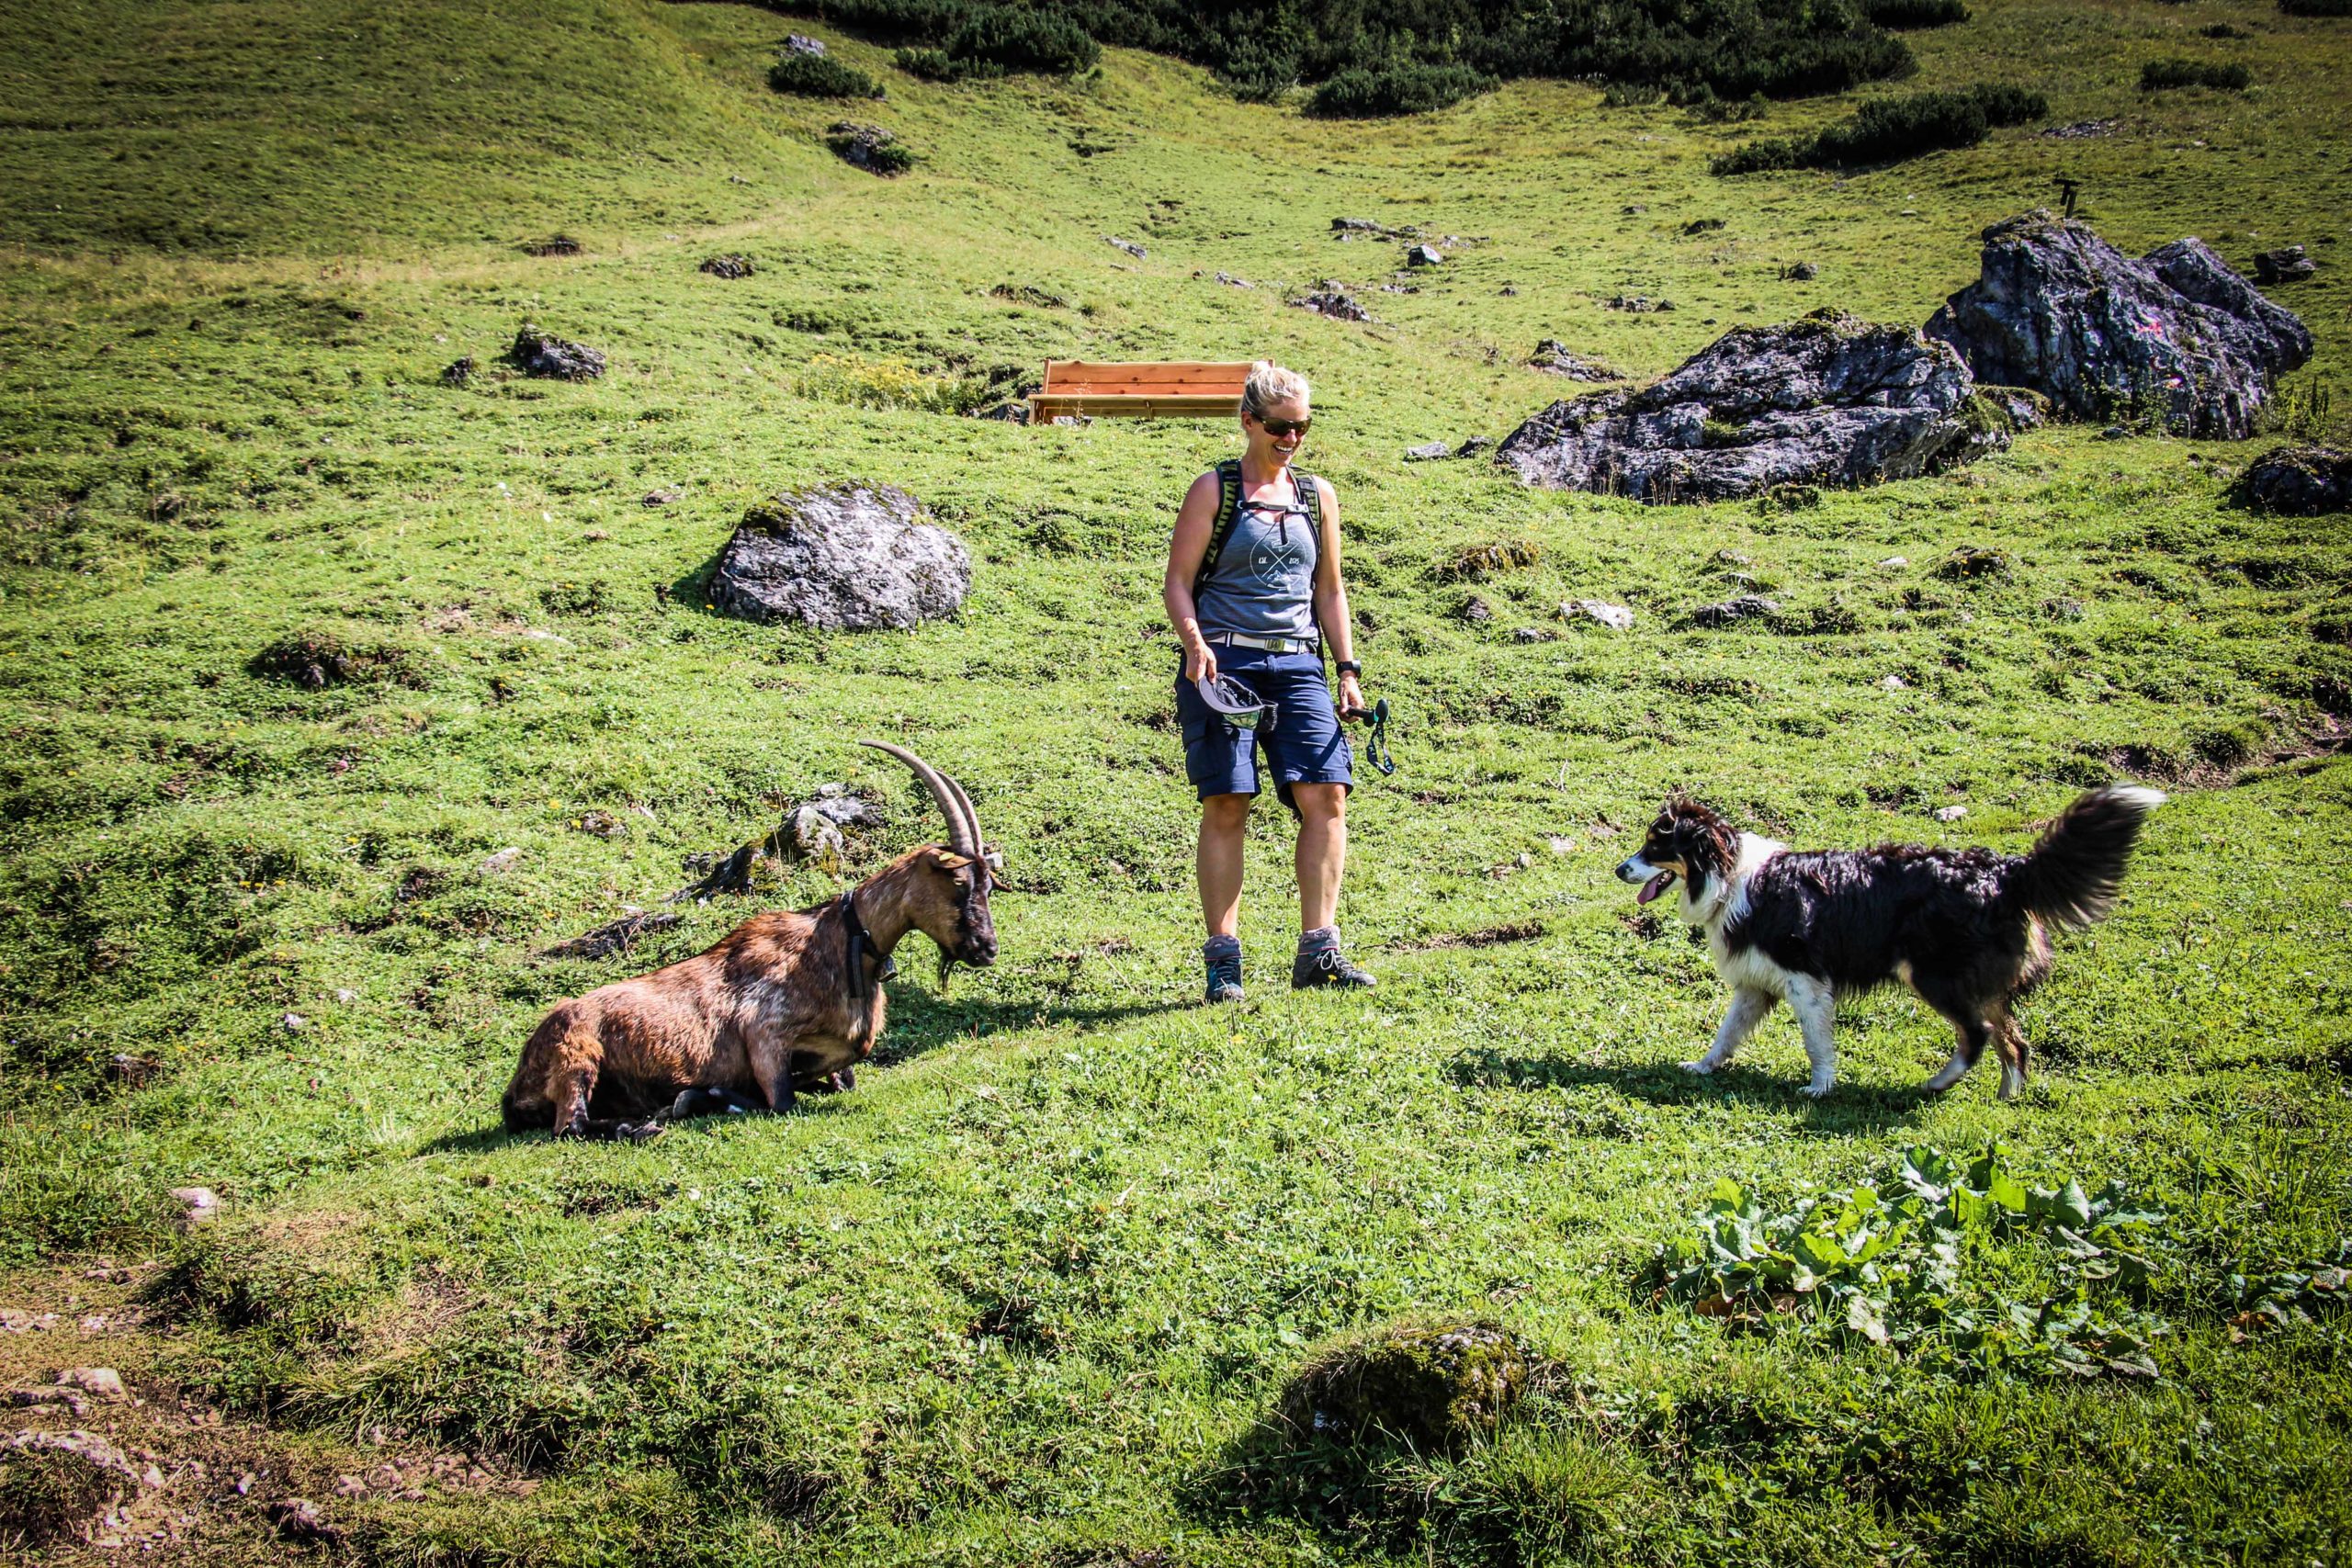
[[1193, 474, 1320, 640]]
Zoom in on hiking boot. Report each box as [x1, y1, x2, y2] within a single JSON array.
[[1204, 951, 1245, 1004], [1292, 946, 1376, 990]]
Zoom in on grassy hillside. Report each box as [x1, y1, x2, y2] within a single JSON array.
[[3, 0, 2350, 1562]]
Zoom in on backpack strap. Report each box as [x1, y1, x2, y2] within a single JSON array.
[[1193, 458, 1245, 600], [1292, 467, 1322, 533]]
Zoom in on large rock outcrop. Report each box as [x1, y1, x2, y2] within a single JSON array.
[[1925, 211, 2312, 439], [708, 483, 970, 630], [1496, 311, 1998, 502]]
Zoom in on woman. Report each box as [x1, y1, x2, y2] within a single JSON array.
[[1162, 360, 1376, 1003]]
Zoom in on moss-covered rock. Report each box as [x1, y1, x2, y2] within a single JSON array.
[[1275, 1316, 1532, 1449], [2232, 444, 2351, 514]]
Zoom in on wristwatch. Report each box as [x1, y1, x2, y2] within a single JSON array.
[[1335, 660, 1362, 677]]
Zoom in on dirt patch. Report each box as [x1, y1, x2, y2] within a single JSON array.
[[1396, 920, 1545, 952]]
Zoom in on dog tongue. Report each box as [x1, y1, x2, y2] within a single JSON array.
[[1637, 873, 1671, 906]]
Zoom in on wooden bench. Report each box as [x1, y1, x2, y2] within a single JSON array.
[[1029, 360, 1251, 423]]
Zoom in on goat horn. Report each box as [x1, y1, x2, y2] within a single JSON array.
[[858, 740, 978, 858], [944, 774, 986, 863]]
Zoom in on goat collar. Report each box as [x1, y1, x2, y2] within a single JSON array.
[[840, 890, 897, 1000]]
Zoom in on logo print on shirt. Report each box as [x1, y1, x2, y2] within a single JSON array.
[[1249, 527, 1307, 592]]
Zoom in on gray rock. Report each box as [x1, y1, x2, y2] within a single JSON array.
[[1454, 434, 1496, 458], [506, 322, 605, 380], [1457, 595, 1494, 624], [1980, 386, 2052, 430], [1566, 599, 1634, 631], [1607, 294, 1674, 313], [1528, 339, 1621, 381], [786, 32, 827, 55], [2255, 245, 2316, 285], [708, 483, 970, 631], [480, 847, 523, 874], [1511, 626, 1553, 643], [1781, 261, 1819, 281], [2041, 119, 2117, 139], [642, 486, 684, 506], [1332, 217, 1403, 236], [1403, 441, 1453, 462], [825, 122, 906, 175], [1293, 288, 1370, 322], [1498, 311, 1996, 502], [2232, 445, 2351, 514], [169, 1187, 219, 1226], [1406, 243, 1444, 266], [1214, 271, 1252, 288], [699, 254, 754, 279], [438, 355, 475, 388], [1677, 595, 1779, 628], [1105, 236, 1148, 259], [1934, 805, 1969, 823], [1924, 211, 2312, 439]]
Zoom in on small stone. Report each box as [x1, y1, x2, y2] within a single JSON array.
[[1510, 626, 1552, 643], [1781, 261, 1819, 281], [334, 988, 358, 1004], [1879, 556, 1908, 568], [1566, 599, 1634, 631], [1406, 243, 1444, 266], [437, 356, 475, 388], [59, 1367, 130, 1403], [1548, 836, 1577, 855], [1934, 805, 1968, 822], [2254, 245, 2315, 285], [169, 1187, 219, 1226], [644, 487, 682, 511], [1458, 596, 1493, 624], [1879, 674, 1910, 691], [480, 847, 523, 874], [267, 1498, 340, 1544], [1454, 435, 1496, 458], [1214, 271, 1251, 288], [2098, 425, 2129, 440], [699, 254, 754, 280], [281, 1012, 306, 1032], [1104, 236, 1148, 259], [1403, 441, 1453, 462], [1677, 595, 1779, 628], [505, 322, 604, 380], [785, 32, 826, 55]]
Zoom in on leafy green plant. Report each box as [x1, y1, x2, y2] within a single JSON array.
[[1643, 1145, 2169, 1380], [2230, 1241, 2350, 1337], [767, 51, 884, 98], [1714, 83, 2046, 174], [1308, 62, 1497, 117], [2142, 58, 2253, 89]]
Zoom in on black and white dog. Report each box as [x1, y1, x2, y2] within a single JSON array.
[[1614, 786, 2165, 1100]]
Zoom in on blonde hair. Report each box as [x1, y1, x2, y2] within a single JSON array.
[[1240, 360, 1310, 419]]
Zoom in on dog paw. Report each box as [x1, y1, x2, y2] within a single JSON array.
[[1680, 1059, 1715, 1076], [1799, 1081, 1835, 1100]]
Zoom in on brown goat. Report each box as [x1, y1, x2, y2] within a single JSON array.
[[502, 743, 999, 1139]]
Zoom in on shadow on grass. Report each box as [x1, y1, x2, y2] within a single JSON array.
[[1447, 1048, 1933, 1131], [413, 992, 1188, 1156], [870, 988, 1189, 1064], [1175, 1416, 1419, 1552]]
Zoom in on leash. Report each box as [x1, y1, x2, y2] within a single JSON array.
[[1350, 697, 1396, 776]]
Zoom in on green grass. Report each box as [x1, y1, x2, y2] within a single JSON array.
[[4, 0, 2351, 1562]]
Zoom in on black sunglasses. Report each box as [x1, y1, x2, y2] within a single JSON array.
[[1252, 413, 1312, 437]]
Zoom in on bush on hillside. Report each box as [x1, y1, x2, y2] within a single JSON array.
[[1712, 83, 2047, 174], [768, 51, 885, 97], [2141, 58, 2252, 89], [893, 47, 970, 80], [1863, 0, 1970, 26], [2279, 0, 2352, 15], [1307, 61, 1496, 116], [805, 0, 1917, 108]]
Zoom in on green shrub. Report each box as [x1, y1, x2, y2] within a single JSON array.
[[1308, 62, 1497, 117], [893, 46, 971, 81], [1713, 83, 2045, 173], [818, 0, 1917, 110], [767, 51, 884, 97], [2141, 58, 2252, 89], [1864, 0, 1970, 26]]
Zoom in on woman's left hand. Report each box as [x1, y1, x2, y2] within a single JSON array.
[[1338, 671, 1368, 717]]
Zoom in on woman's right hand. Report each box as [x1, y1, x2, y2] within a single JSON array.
[[1183, 638, 1218, 684]]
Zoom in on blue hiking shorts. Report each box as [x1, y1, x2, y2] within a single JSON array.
[[1175, 646, 1353, 810]]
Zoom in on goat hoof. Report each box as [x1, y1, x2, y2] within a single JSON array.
[[616, 1120, 665, 1144]]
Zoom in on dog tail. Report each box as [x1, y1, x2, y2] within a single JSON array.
[[2005, 785, 2165, 931]]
